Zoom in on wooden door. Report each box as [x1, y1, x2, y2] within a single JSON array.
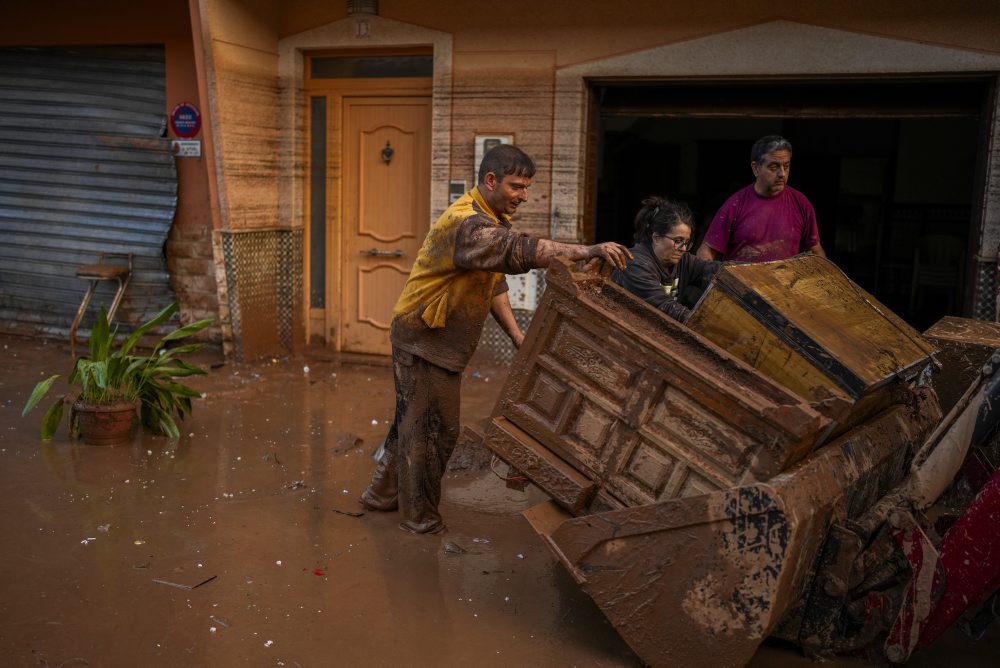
[[340, 96, 431, 355]]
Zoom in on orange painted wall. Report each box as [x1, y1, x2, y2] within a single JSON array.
[[281, 1, 1000, 64]]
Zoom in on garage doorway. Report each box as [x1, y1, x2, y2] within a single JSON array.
[[591, 78, 992, 331]]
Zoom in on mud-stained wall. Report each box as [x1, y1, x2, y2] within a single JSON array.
[[6, 1, 1000, 358], [281, 2, 1000, 68], [201, 0, 282, 231], [272, 2, 1000, 320], [983, 88, 1000, 322], [451, 52, 556, 240], [272, 2, 1000, 251], [197, 0, 301, 359]]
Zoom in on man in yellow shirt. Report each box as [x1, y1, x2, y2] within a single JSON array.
[[360, 145, 631, 534]]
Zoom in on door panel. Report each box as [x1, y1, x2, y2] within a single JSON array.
[[341, 97, 431, 355]]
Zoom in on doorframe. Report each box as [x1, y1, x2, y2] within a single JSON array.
[[278, 17, 452, 349], [304, 75, 432, 350]]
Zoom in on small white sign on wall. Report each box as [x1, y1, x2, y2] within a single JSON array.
[[171, 140, 202, 158], [506, 270, 539, 311]]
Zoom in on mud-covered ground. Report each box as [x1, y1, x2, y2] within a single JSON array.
[[0, 334, 994, 667]]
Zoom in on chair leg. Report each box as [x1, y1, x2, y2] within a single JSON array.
[[106, 274, 131, 324], [69, 280, 98, 359]]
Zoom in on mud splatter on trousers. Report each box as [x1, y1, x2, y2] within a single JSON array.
[[361, 348, 461, 534]]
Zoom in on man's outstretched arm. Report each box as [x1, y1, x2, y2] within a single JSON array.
[[533, 239, 632, 271]]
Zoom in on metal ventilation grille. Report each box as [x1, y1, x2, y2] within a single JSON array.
[[0, 45, 178, 337], [221, 228, 302, 361]]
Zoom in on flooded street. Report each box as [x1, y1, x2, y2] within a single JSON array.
[[0, 334, 993, 666], [0, 335, 636, 667]]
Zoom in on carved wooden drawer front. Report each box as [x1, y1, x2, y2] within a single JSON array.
[[485, 260, 829, 514]]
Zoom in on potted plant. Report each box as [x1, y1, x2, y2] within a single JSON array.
[[22, 301, 214, 445]]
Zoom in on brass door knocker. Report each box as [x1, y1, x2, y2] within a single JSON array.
[[381, 140, 394, 164]]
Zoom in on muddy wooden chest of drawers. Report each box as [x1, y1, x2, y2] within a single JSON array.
[[480, 257, 830, 515], [686, 254, 938, 434]]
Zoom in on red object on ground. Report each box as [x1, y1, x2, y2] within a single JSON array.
[[313, 568, 325, 577], [885, 519, 939, 663], [918, 467, 1000, 648]]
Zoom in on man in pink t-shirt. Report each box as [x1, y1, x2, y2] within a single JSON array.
[[697, 135, 826, 263]]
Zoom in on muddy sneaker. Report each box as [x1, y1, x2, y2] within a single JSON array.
[[359, 487, 397, 511], [398, 520, 447, 535]]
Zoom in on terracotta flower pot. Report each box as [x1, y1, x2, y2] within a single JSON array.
[[72, 400, 138, 446]]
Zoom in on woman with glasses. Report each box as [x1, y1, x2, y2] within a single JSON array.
[[611, 195, 721, 322]]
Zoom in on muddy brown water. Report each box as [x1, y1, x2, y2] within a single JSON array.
[[0, 335, 994, 666]]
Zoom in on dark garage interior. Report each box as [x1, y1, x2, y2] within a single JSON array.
[[592, 78, 992, 331]]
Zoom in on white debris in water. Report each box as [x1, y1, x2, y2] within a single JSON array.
[[371, 419, 378, 426], [264, 639, 273, 647], [276, 560, 282, 566], [303, 366, 310, 374]]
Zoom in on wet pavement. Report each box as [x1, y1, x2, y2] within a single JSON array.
[[0, 334, 994, 666]]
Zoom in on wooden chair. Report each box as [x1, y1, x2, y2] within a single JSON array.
[[69, 252, 133, 358]]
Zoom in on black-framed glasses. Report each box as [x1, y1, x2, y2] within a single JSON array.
[[655, 234, 692, 250]]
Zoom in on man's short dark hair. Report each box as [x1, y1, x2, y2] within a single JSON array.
[[751, 135, 793, 164], [478, 144, 535, 184]]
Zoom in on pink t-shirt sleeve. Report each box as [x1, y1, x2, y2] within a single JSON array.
[[797, 193, 820, 249], [703, 193, 740, 255]]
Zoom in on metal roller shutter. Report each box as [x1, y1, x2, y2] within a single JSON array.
[[0, 45, 177, 338]]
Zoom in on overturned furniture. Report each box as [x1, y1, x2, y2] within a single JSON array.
[[474, 254, 999, 666]]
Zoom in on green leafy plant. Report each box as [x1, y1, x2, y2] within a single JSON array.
[[22, 301, 214, 440]]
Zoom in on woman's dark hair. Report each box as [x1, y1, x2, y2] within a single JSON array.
[[478, 144, 536, 184], [633, 196, 694, 244]]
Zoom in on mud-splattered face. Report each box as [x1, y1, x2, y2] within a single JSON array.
[[752, 149, 791, 198], [482, 172, 531, 218], [651, 222, 692, 270]]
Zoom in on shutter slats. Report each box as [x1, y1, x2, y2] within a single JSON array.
[[0, 46, 178, 335]]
